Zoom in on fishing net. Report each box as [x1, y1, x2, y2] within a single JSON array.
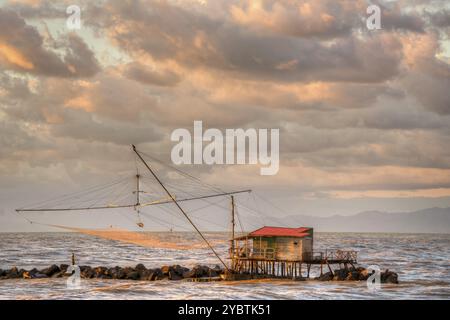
[[48, 225, 223, 250], [16, 148, 290, 254]]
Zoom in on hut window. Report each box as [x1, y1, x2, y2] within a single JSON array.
[[294, 241, 298, 245]]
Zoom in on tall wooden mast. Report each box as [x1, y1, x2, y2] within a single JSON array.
[[135, 174, 140, 206], [230, 195, 236, 271]]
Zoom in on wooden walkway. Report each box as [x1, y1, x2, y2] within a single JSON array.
[[230, 250, 357, 279]]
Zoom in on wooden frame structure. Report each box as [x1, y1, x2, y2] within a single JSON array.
[[229, 233, 357, 279]]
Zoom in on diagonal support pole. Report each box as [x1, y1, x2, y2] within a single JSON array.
[[132, 145, 230, 272]]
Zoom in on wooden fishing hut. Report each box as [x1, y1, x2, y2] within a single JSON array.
[[229, 224, 357, 279]]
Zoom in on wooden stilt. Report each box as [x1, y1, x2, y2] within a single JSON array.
[[231, 247, 358, 279], [326, 261, 334, 276]]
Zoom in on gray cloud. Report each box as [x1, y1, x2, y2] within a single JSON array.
[[228, 0, 360, 39], [123, 62, 181, 86], [86, 0, 404, 83], [405, 70, 450, 115], [0, 8, 100, 77], [50, 109, 163, 145], [427, 9, 450, 28], [378, 3, 426, 32]]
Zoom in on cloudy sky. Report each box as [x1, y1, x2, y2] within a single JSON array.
[[0, 0, 450, 231]]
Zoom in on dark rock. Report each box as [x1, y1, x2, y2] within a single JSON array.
[[123, 266, 135, 276], [213, 265, 224, 274], [26, 267, 48, 279], [18, 269, 27, 278], [94, 266, 109, 278], [346, 271, 361, 281], [123, 266, 134, 273], [384, 273, 399, 284], [315, 272, 333, 281], [135, 264, 147, 272], [107, 267, 116, 278], [80, 266, 95, 279], [147, 270, 157, 281], [172, 265, 188, 276], [28, 268, 39, 277], [138, 269, 153, 281], [121, 266, 140, 280], [208, 269, 219, 277], [108, 266, 126, 279], [168, 270, 183, 280], [147, 268, 163, 281], [159, 265, 188, 279], [60, 264, 69, 273], [6, 267, 20, 279], [381, 269, 399, 284], [355, 268, 369, 280], [10, 267, 19, 273], [116, 268, 127, 279], [161, 265, 170, 275], [356, 267, 366, 272], [155, 268, 167, 280], [32, 273, 48, 279], [136, 264, 151, 279], [194, 265, 206, 277], [126, 271, 140, 280], [182, 269, 196, 278], [145, 273, 157, 281], [333, 269, 348, 281], [181, 265, 214, 278], [41, 264, 60, 277]]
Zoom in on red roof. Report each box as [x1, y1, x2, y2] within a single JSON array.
[[248, 226, 312, 238]]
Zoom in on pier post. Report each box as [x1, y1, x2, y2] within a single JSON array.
[[326, 261, 334, 276]]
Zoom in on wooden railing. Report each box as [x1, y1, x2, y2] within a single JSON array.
[[231, 248, 357, 262], [231, 247, 275, 259], [303, 250, 357, 262], [252, 247, 276, 259]]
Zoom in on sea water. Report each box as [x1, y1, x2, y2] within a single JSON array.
[[0, 232, 448, 299]]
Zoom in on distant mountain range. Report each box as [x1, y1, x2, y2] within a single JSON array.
[[1, 206, 449, 233], [284, 207, 450, 233]]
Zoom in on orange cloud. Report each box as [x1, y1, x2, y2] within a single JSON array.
[[41, 108, 64, 124], [8, 0, 42, 6], [64, 95, 95, 113], [0, 42, 34, 70]]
